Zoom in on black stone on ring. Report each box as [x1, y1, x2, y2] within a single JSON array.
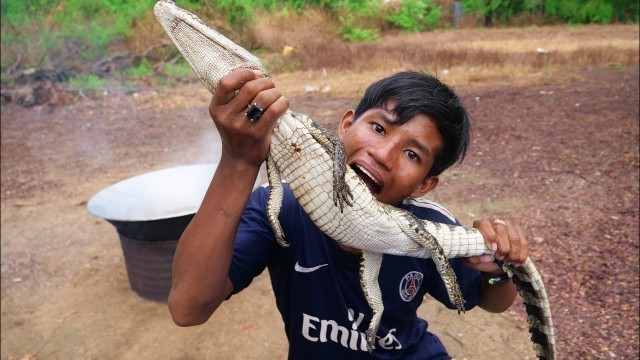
[[245, 103, 263, 122]]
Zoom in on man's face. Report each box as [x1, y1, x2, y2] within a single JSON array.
[[338, 105, 443, 206]]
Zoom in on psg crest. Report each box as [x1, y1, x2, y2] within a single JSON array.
[[399, 271, 423, 302]]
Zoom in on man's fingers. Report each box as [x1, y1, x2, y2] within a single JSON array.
[[493, 221, 510, 261], [230, 77, 275, 115], [245, 95, 288, 136], [250, 88, 285, 118], [474, 218, 529, 268], [213, 68, 263, 106], [262, 95, 289, 122], [473, 219, 497, 252], [511, 225, 528, 265]]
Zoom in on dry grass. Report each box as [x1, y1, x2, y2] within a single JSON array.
[[251, 7, 342, 53], [3, 5, 636, 97], [260, 24, 638, 97]]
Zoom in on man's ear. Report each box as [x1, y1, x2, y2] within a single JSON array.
[[410, 176, 439, 198], [338, 109, 355, 139]]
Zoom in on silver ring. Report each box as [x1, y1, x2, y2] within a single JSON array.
[[490, 218, 507, 226], [245, 103, 263, 122]]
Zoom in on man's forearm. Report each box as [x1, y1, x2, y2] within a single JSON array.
[[167, 157, 261, 325]]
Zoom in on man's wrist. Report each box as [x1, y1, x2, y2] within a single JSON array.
[[482, 271, 510, 285]]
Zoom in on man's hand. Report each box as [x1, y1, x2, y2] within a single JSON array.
[[209, 68, 289, 168], [463, 218, 528, 274], [168, 69, 288, 326]]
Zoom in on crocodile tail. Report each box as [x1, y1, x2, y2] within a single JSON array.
[[501, 259, 556, 360]]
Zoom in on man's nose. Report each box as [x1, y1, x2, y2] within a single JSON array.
[[368, 140, 397, 171]]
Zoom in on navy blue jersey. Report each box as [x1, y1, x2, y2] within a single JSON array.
[[228, 184, 482, 359]]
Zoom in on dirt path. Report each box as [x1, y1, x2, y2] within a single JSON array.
[[1, 68, 638, 359]]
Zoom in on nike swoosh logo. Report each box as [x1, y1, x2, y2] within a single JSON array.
[[294, 261, 329, 273]]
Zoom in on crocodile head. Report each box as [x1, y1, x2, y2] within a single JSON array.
[[154, 0, 267, 94]]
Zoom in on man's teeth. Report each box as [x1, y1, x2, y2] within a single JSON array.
[[356, 165, 380, 186]]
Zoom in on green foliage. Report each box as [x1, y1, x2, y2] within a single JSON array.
[[609, 0, 639, 22], [330, 0, 380, 12], [1, 0, 638, 85], [124, 59, 153, 79], [1, 0, 56, 26], [162, 59, 194, 76], [337, 12, 381, 42], [543, 0, 615, 23], [333, 0, 383, 42], [213, 0, 257, 29], [461, 0, 538, 25], [214, 0, 384, 42], [388, 0, 441, 31], [461, 0, 638, 25], [1, 0, 57, 67], [338, 24, 381, 42], [1, 0, 160, 71], [53, 0, 157, 54], [68, 74, 106, 88], [210, 0, 378, 30]]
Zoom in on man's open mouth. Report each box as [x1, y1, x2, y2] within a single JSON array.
[[351, 164, 382, 195]]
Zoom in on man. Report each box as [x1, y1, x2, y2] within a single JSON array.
[[168, 69, 528, 359]]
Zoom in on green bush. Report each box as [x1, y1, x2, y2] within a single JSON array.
[[338, 25, 381, 42], [388, 0, 442, 31], [461, 0, 638, 25], [544, 0, 615, 24], [162, 59, 193, 76], [54, 0, 160, 58], [124, 58, 153, 79], [0, 0, 56, 27], [1, 0, 160, 71], [461, 0, 539, 25], [68, 74, 106, 88], [333, 0, 384, 42]]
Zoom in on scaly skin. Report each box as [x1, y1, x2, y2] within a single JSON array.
[[153, 1, 555, 358]]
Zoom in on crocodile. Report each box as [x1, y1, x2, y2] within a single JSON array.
[[153, 1, 556, 358]]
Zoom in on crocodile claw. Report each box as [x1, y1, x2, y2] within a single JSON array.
[[275, 235, 290, 248], [333, 176, 353, 212]]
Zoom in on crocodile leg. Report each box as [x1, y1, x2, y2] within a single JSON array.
[[359, 251, 384, 352], [290, 111, 353, 210], [309, 120, 353, 211], [395, 206, 465, 312], [266, 152, 288, 247]]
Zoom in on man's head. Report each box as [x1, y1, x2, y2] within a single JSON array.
[[338, 71, 471, 205], [354, 71, 471, 178]]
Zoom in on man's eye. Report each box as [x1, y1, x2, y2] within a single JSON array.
[[405, 150, 418, 161], [373, 123, 384, 134]]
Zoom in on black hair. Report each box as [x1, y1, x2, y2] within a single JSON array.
[[354, 71, 471, 177]]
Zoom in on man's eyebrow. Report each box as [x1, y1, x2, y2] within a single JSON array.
[[375, 113, 430, 155], [375, 112, 395, 125], [409, 138, 430, 156]]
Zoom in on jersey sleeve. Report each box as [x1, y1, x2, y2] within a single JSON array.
[[227, 185, 279, 296]]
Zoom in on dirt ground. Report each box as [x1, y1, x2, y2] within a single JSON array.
[[1, 67, 638, 359]]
